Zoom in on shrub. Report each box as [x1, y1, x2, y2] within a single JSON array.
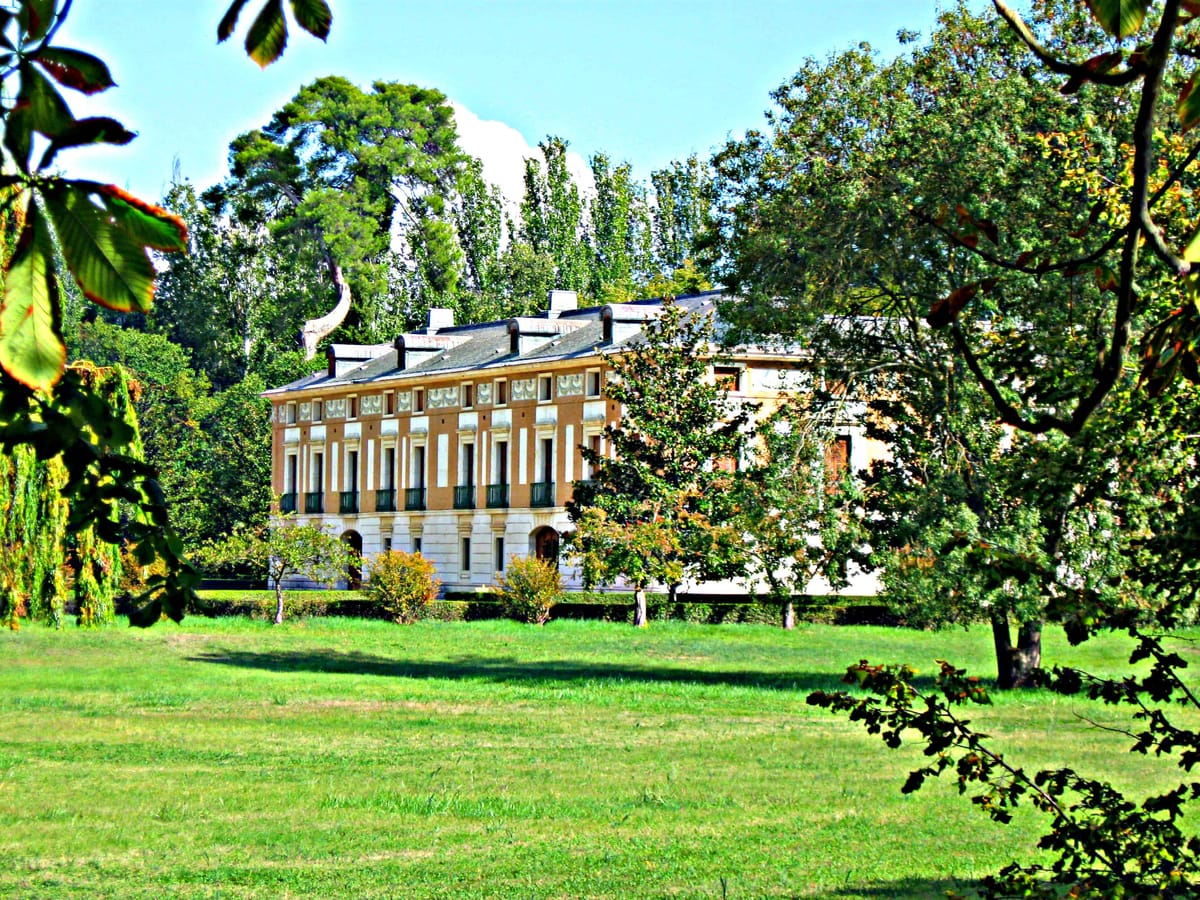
[[361, 551, 440, 624], [490, 556, 562, 625]]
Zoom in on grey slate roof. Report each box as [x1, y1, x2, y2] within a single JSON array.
[[264, 291, 728, 395]]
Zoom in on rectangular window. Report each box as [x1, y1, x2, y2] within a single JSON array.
[[462, 383, 474, 409], [414, 388, 425, 413], [385, 392, 395, 415], [826, 434, 851, 481], [495, 380, 507, 406], [538, 375, 552, 401], [412, 445, 426, 489], [462, 442, 475, 487], [495, 440, 509, 485], [383, 537, 392, 553], [540, 437, 554, 484], [586, 434, 601, 479], [348, 396, 358, 419], [714, 366, 742, 392], [346, 450, 359, 491], [383, 446, 396, 490], [312, 400, 324, 422], [286, 454, 298, 492], [586, 369, 602, 397], [494, 537, 505, 573], [312, 452, 324, 489], [461, 536, 471, 573], [413, 537, 422, 554], [286, 402, 297, 424]]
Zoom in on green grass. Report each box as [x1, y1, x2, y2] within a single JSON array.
[[1, 618, 1195, 899]]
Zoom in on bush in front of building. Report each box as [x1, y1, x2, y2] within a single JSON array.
[[361, 551, 441, 624], [490, 556, 563, 625]]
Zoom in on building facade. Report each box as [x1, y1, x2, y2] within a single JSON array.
[[265, 291, 882, 595]]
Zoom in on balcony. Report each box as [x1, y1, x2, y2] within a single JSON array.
[[486, 483, 509, 509], [303, 491, 323, 514], [279, 492, 297, 514], [375, 488, 396, 512], [454, 485, 476, 509], [339, 491, 358, 514], [530, 481, 556, 508], [404, 487, 427, 511]]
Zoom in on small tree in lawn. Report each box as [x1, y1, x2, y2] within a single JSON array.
[[566, 299, 751, 626], [362, 550, 440, 624], [491, 555, 563, 625], [735, 402, 869, 629], [198, 516, 355, 625]]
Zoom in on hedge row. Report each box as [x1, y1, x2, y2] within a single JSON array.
[[192, 589, 899, 626]]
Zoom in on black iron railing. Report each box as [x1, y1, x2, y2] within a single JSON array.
[[375, 488, 396, 512], [486, 483, 509, 508], [405, 487, 427, 511], [339, 491, 358, 514], [530, 481, 555, 508], [454, 485, 475, 509], [279, 492, 297, 513], [304, 491, 323, 514]]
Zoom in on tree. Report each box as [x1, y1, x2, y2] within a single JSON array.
[[520, 137, 591, 295], [709, 1, 1146, 687], [734, 402, 868, 629], [218, 75, 467, 350], [197, 517, 356, 626], [566, 300, 750, 626], [0, 1, 335, 625], [723, 0, 1200, 894]]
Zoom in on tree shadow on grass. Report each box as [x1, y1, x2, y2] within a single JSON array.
[[187, 647, 877, 694], [829, 877, 977, 899]]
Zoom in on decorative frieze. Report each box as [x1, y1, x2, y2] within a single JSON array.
[[556, 373, 584, 396], [476, 383, 493, 406], [299, 402, 312, 422], [327, 399, 347, 419], [428, 386, 458, 409], [511, 378, 536, 402], [360, 395, 382, 416]]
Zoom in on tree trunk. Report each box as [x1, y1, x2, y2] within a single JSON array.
[[273, 586, 285, 626], [633, 587, 648, 628], [782, 600, 795, 630], [299, 257, 353, 359], [991, 613, 1042, 689]]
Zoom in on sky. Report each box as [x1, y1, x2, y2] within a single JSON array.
[[55, 1, 965, 205]]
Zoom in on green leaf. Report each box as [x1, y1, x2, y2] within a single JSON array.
[[245, 0, 287, 67], [41, 183, 157, 313], [1184, 223, 1200, 262], [217, 0, 253, 42], [1180, 74, 1200, 132], [0, 201, 66, 391], [20, 61, 73, 137], [94, 183, 188, 252], [1084, 0, 1150, 38], [17, 0, 56, 43], [4, 103, 33, 172], [34, 47, 115, 95], [290, 0, 332, 40], [38, 117, 136, 169]]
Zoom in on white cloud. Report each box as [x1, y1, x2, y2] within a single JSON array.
[[451, 101, 595, 219]]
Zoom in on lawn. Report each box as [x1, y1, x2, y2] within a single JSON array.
[[1, 617, 1195, 899]]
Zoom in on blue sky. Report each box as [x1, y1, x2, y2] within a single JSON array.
[[57, 1, 965, 203]]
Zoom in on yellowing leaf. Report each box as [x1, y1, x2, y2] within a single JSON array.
[[1180, 73, 1200, 132], [0, 203, 66, 391], [245, 0, 287, 67], [41, 183, 156, 313], [1085, 0, 1150, 38]]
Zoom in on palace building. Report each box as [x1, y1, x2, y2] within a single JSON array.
[[264, 290, 882, 596]]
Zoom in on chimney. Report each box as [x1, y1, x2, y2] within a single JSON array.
[[546, 290, 577, 319], [426, 307, 454, 334]]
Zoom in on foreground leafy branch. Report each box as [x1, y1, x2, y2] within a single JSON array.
[[808, 652, 1200, 898]]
